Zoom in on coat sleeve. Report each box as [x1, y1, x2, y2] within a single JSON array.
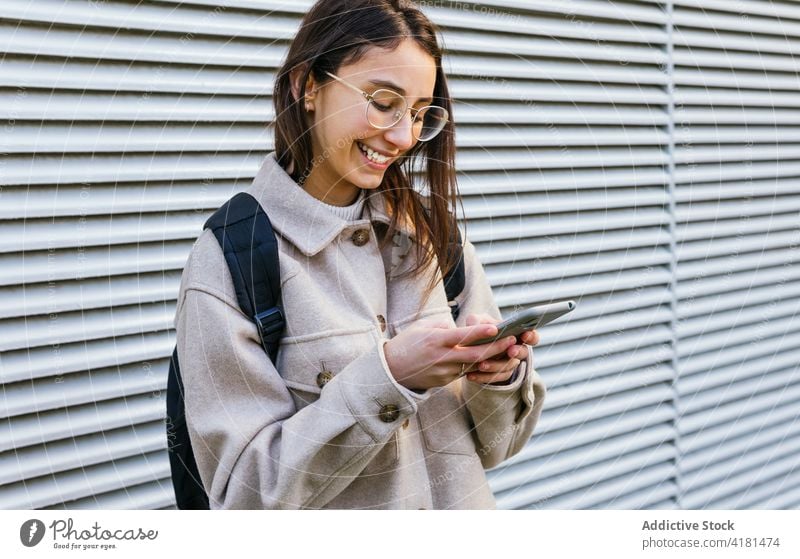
[[454, 238, 547, 470], [174, 244, 429, 510]]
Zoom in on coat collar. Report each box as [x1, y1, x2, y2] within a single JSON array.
[[245, 152, 417, 257]]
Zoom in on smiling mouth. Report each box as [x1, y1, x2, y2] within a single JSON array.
[[356, 141, 392, 165]]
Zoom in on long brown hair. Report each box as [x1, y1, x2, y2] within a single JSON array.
[[273, 0, 460, 311]]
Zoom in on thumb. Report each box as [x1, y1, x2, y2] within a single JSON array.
[[465, 313, 499, 327], [416, 316, 453, 330]]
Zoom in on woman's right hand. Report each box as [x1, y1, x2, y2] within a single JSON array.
[[382, 317, 521, 391]]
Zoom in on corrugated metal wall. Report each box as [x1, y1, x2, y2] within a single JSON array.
[[672, 0, 800, 509], [460, 0, 679, 510], [0, 0, 797, 510]]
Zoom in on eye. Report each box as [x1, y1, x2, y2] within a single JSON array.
[[370, 89, 404, 113], [371, 100, 393, 112]]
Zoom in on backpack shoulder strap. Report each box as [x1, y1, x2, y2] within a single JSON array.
[[203, 192, 284, 362]]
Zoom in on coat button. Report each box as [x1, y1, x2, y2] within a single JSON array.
[[377, 314, 386, 332], [402, 418, 410, 429], [316, 370, 334, 388], [351, 229, 370, 246], [378, 404, 400, 423]]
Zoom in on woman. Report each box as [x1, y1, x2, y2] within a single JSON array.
[[175, 0, 546, 509]]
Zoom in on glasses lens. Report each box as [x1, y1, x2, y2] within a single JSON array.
[[415, 106, 448, 141], [367, 89, 407, 128], [366, 89, 449, 141]]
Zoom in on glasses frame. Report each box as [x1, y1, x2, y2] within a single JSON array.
[[323, 71, 448, 142]]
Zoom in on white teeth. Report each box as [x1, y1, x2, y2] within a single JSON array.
[[358, 142, 389, 164]]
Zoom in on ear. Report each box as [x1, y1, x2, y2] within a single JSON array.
[[289, 65, 318, 111]]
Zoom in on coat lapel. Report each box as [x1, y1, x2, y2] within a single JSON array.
[[245, 153, 417, 257]]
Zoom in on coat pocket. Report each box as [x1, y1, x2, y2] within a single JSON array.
[[276, 330, 374, 411], [417, 388, 477, 457], [276, 338, 333, 412]]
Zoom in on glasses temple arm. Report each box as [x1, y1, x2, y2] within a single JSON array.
[[324, 72, 370, 99]]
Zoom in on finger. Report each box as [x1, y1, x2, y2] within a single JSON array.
[[506, 344, 529, 361], [440, 323, 498, 347], [521, 329, 540, 345], [466, 313, 499, 327], [417, 317, 454, 330], [474, 356, 516, 374], [465, 335, 519, 363], [467, 360, 520, 383]]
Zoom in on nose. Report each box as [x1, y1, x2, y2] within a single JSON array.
[[383, 110, 416, 151]]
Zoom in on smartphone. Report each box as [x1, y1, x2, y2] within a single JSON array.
[[463, 300, 577, 347]]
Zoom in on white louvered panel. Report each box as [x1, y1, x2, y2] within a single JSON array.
[[673, 1, 800, 509], [680, 407, 800, 484], [44, 479, 176, 510], [440, 0, 674, 509], [4, 123, 272, 154], [675, 106, 800, 126], [1, 392, 168, 451], [0, 422, 166, 485], [503, 457, 677, 509], [453, 103, 668, 126], [674, 0, 800, 19], [0, 242, 192, 287], [680, 413, 800, 510], [494, 422, 676, 491], [2, 332, 174, 385], [749, 484, 800, 510], [0, 0, 300, 41], [0, 272, 183, 321], [0, 0, 304, 509], [447, 0, 669, 23], [1, 153, 268, 186], [0, 451, 171, 509], [0, 57, 279, 95], [673, 0, 800, 35], [672, 67, 800, 90], [52, 480, 176, 510], [682, 438, 800, 509], [0, 213, 206, 253], [675, 87, 800, 108], [674, 46, 800, 73], [458, 125, 668, 148], [491, 380, 677, 508], [4, 0, 798, 512], [0, 181, 240, 220], [150, 0, 311, 12], [450, 79, 668, 105], [0, 90, 272, 122], [457, 167, 670, 196], [0, 303, 175, 353]]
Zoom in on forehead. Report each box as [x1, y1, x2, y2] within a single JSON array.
[[337, 39, 437, 100]]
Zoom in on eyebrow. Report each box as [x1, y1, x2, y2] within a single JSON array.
[[367, 79, 434, 104]]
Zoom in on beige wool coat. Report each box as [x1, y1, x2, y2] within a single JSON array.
[[174, 152, 547, 509]]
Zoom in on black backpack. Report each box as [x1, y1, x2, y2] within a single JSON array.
[[166, 192, 466, 509]]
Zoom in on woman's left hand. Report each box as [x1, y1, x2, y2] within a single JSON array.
[[461, 313, 540, 384]]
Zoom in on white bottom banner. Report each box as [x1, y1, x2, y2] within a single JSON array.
[[1, 510, 797, 558]]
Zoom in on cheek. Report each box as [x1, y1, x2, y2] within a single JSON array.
[[319, 113, 369, 152]]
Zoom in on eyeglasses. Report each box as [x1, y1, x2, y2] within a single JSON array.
[[323, 71, 448, 142]]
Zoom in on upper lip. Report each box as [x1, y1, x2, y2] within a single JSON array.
[[357, 142, 397, 158]]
